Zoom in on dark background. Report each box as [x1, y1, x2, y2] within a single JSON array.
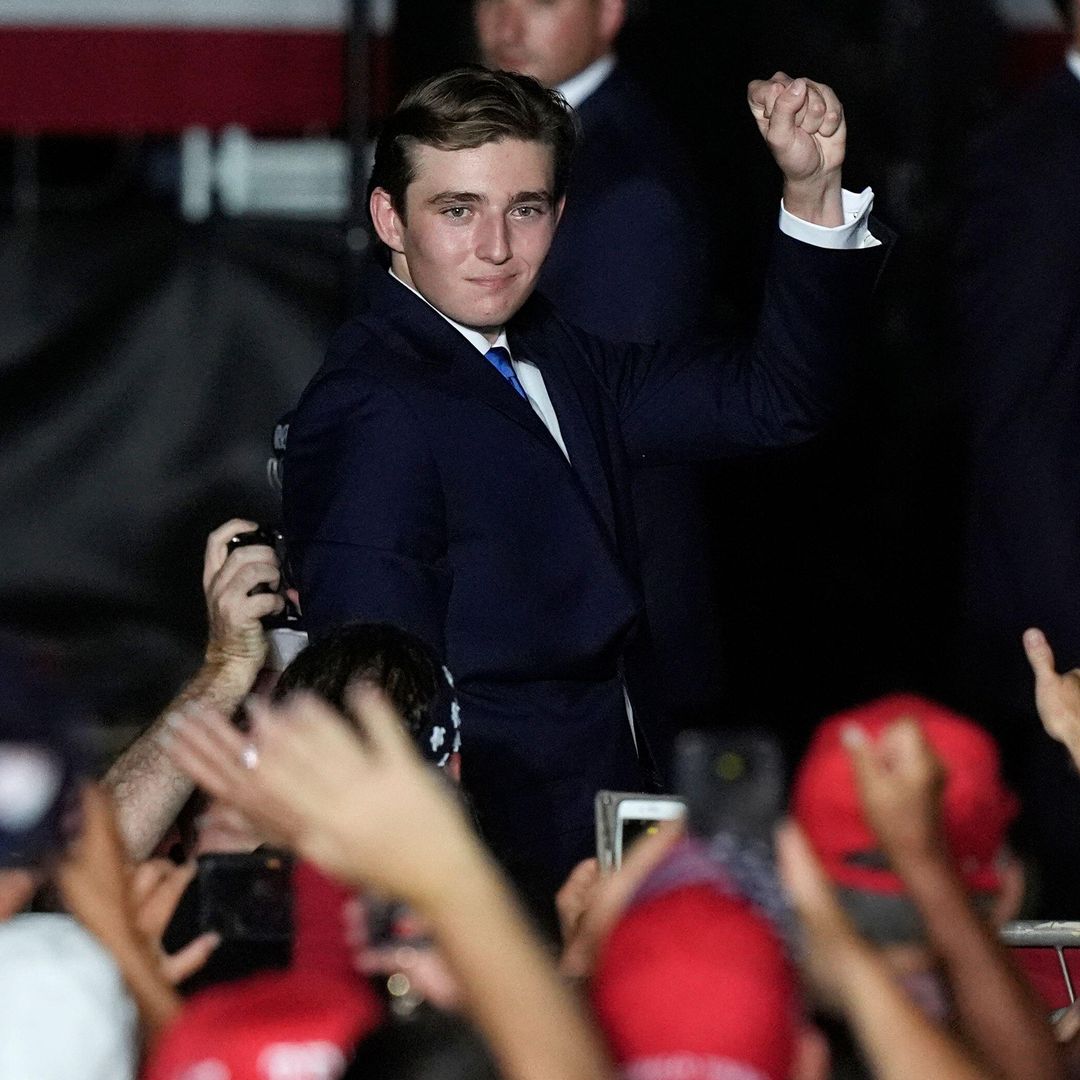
[[0, 0, 1056, 759]]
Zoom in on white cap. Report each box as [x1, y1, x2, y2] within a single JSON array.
[[0, 914, 138, 1080]]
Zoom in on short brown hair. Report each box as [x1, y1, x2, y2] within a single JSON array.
[[368, 65, 578, 218]]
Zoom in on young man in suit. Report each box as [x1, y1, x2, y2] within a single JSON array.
[[283, 66, 884, 908]]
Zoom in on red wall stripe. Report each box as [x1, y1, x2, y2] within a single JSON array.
[[0, 27, 345, 134]]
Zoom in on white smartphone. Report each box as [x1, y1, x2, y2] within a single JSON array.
[[595, 791, 686, 872]]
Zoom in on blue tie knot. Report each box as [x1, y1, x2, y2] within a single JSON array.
[[484, 346, 527, 400]]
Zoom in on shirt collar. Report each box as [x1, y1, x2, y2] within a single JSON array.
[[1068, 47, 1080, 85], [556, 53, 616, 109], [388, 268, 510, 356]]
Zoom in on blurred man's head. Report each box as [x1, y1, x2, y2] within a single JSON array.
[[792, 693, 1023, 948], [474, 0, 627, 89], [274, 622, 461, 770], [368, 67, 576, 336]]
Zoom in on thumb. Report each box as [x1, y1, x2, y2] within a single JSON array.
[[1023, 627, 1056, 683], [767, 77, 807, 141]]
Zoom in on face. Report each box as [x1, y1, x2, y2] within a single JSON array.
[[473, 0, 624, 88], [371, 139, 563, 340]]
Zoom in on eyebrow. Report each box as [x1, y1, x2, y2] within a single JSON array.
[[425, 190, 554, 207], [512, 190, 553, 205], [427, 191, 484, 206]]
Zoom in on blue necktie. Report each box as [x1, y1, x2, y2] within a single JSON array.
[[484, 346, 528, 401]]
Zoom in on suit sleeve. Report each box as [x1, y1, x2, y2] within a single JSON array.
[[282, 359, 450, 651], [596, 227, 889, 464]]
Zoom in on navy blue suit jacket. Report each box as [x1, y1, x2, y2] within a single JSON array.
[[538, 66, 723, 732], [956, 65, 1080, 725], [283, 230, 885, 896]]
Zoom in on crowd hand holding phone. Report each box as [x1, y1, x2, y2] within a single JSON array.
[[55, 784, 220, 1037], [556, 820, 683, 980], [203, 518, 284, 676]]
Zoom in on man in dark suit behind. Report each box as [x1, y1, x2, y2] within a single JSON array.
[[283, 66, 883, 906], [954, 0, 1080, 914], [473, 0, 722, 743]]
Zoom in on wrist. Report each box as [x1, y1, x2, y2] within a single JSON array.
[[191, 653, 263, 709], [782, 172, 843, 227], [889, 844, 964, 897]]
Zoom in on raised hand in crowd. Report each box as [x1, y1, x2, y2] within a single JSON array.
[[165, 686, 614, 1080], [105, 518, 281, 858], [777, 820, 992, 1080], [843, 719, 1064, 1080], [1024, 627, 1080, 769], [56, 784, 218, 1042]]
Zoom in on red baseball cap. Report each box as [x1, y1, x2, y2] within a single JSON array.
[[592, 883, 799, 1080], [144, 968, 382, 1080], [792, 693, 1019, 896]]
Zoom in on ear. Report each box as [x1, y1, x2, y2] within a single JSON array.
[[370, 187, 406, 253], [599, 0, 628, 46], [553, 195, 567, 229], [790, 1022, 831, 1080]]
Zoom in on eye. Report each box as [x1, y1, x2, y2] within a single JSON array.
[[511, 204, 547, 219], [441, 206, 471, 220]]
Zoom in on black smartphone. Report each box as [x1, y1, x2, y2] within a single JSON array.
[[672, 729, 785, 846], [195, 850, 293, 944]]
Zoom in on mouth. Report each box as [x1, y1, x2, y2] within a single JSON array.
[[467, 275, 517, 291], [491, 53, 531, 72]]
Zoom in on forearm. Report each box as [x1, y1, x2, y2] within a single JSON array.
[[837, 938, 991, 1080], [418, 851, 613, 1080], [901, 857, 1063, 1080], [105, 657, 260, 858]]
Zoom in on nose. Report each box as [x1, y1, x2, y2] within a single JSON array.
[[475, 213, 511, 265], [489, 3, 523, 49]]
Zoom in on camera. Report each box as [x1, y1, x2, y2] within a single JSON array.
[[163, 850, 293, 994], [226, 526, 284, 595], [195, 850, 294, 944], [225, 524, 304, 641]]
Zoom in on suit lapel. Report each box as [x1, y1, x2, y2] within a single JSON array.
[[365, 269, 620, 548], [366, 269, 565, 457], [512, 310, 620, 545]]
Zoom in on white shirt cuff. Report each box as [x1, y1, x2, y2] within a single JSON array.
[[779, 186, 880, 249]]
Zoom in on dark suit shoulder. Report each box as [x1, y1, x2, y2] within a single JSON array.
[[965, 66, 1080, 183]]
